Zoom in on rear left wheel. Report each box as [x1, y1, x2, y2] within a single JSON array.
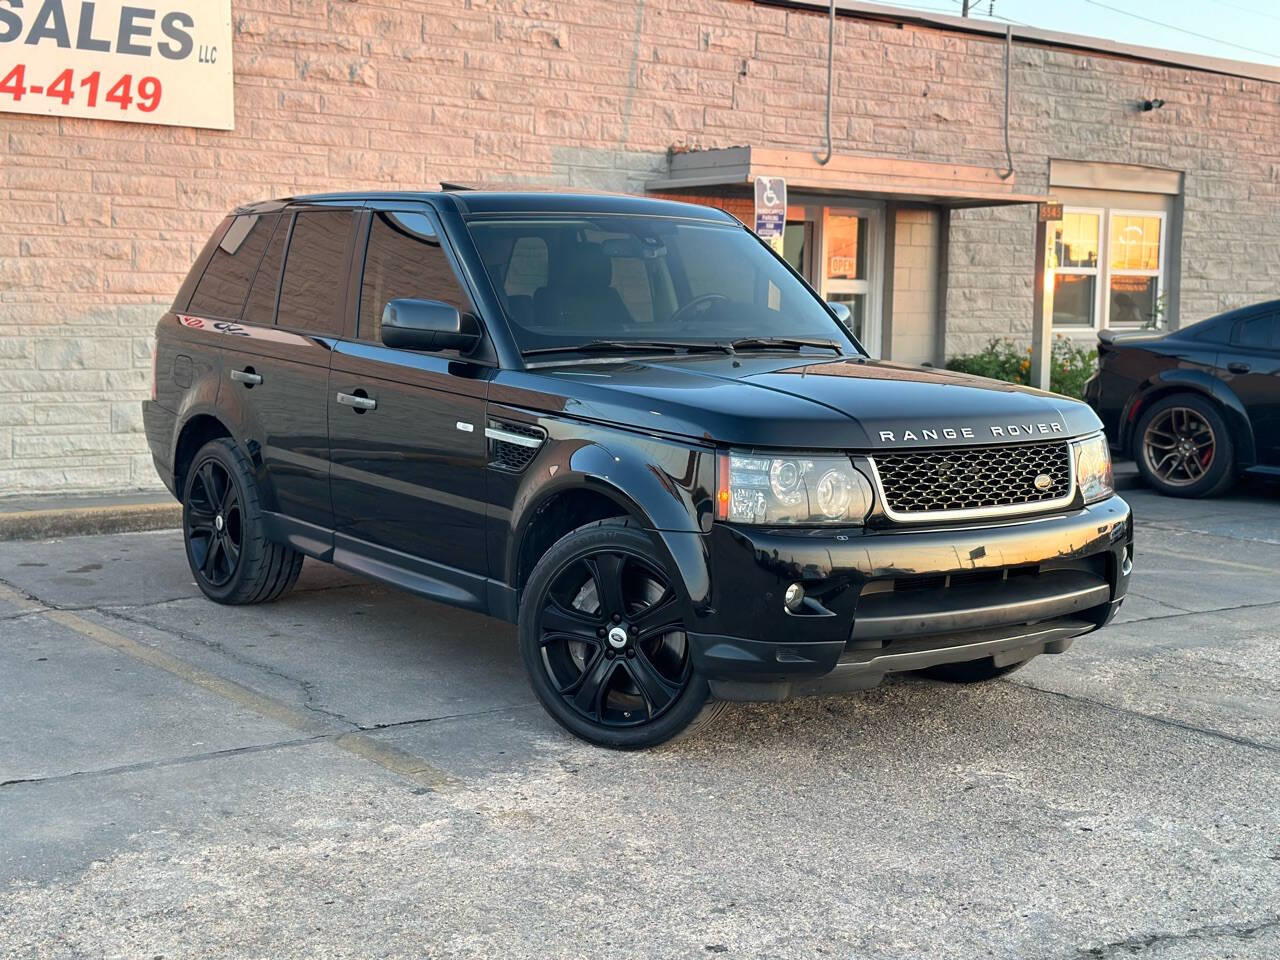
[[182, 438, 303, 605], [519, 519, 723, 749]]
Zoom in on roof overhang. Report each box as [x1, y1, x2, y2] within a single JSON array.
[[646, 146, 1048, 209]]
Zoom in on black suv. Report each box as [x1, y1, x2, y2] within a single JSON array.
[[143, 191, 1132, 748]]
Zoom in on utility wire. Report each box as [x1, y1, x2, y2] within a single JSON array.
[[1081, 0, 1280, 61], [1205, 0, 1280, 25]]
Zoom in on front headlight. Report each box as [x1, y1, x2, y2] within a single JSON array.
[[716, 452, 874, 525], [1073, 433, 1114, 504]]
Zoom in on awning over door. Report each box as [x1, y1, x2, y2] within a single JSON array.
[[646, 146, 1047, 209]]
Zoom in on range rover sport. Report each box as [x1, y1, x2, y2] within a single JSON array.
[[142, 191, 1133, 748]]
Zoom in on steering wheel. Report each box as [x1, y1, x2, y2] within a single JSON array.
[[670, 293, 729, 325]]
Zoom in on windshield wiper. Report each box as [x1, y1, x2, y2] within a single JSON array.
[[728, 337, 845, 354], [521, 339, 734, 357]]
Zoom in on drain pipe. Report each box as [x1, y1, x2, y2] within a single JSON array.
[[818, 0, 835, 164], [998, 24, 1013, 179]]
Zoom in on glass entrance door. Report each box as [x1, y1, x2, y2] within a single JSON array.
[[822, 210, 874, 352]]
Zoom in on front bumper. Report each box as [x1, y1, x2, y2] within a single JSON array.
[[686, 495, 1132, 699]]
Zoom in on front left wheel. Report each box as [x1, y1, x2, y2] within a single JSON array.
[[519, 519, 724, 749]]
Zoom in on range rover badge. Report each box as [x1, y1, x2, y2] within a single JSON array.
[[1034, 473, 1053, 491]]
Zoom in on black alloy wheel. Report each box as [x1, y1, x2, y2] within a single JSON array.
[[185, 456, 244, 588], [1133, 393, 1235, 498], [180, 437, 304, 605], [519, 519, 721, 748]]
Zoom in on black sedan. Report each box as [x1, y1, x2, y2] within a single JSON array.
[[1084, 300, 1280, 497]]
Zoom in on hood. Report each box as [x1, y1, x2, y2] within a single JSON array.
[[494, 354, 1101, 450]]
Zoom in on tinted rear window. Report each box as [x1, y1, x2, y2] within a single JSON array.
[[187, 214, 276, 319], [242, 215, 287, 327], [1231, 314, 1277, 350], [276, 210, 354, 336]]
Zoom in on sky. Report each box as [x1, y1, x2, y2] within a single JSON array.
[[872, 0, 1280, 67]]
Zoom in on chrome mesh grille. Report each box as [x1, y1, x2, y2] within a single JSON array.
[[871, 440, 1072, 515]]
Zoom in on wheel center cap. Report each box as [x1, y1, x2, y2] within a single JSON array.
[[215, 514, 224, 532], [607, 625, 629, 650]]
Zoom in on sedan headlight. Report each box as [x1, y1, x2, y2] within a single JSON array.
[[716, 452, 874, 525], [1073, 433, 1114, 504]]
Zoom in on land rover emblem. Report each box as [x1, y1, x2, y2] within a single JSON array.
[[1033, 473, 1054, 491]]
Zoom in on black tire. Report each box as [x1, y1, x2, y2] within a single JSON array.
[[519, 518, 723, 749], [918, 657, 1028, 684], [181, 438, 304, 605], [1133, 393, 1235, 498]]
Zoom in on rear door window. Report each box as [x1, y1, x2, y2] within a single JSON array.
[[357, 211, 471, 343], [187, 214, 276, 319], [1231, 314, 1278, 351], [277, 210, 355, 336]]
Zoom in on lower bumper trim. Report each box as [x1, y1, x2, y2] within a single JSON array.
[[699, 614, 1103, 702]]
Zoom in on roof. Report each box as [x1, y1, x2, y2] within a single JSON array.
[[234, 191, 738, 222], [648, 146, 1049, 208], [765, 1, 1280, 85]]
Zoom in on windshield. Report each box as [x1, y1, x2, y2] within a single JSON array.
[[466, 215, 857, 355]]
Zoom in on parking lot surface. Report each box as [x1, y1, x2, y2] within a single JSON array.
[[2, 484, 1278, 959]]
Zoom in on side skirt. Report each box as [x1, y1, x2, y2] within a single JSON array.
[[260, 511, 518, 622]]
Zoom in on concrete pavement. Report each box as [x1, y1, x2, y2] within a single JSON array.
[[1, 485, 1277, 958]]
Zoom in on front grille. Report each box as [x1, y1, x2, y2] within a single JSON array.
[[871, 440, 1072, 517]]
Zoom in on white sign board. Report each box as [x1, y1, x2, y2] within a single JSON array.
[[0, 0, 234, 129], [753, 176, 786, 254]]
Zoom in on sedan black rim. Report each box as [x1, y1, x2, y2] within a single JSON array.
[[537, 548, 691, 728], [185, 458, 243, 587], [1142, 406, 1216, 487]]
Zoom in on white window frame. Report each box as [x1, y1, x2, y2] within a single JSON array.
[[1046, 206, 1104, 334], [1103, 208, 1167, 329]]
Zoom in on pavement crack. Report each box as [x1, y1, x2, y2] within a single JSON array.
[[356, 702, 537, 733], [97, 606, 358, 729], [1110, 598, 1280, 625], [1073, 915, 1280, 958], [1, 735, 325, 789], [1014, 680, 1280, 755]]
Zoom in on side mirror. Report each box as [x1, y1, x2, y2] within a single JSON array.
[[381, 299, 480, 353], [826, 301, 852, 325]]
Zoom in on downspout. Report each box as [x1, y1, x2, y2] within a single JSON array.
[[998, 25, 1013, 179], [818, 0, 835, 164]]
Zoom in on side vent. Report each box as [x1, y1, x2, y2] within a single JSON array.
[[486, 420, 546, 472]]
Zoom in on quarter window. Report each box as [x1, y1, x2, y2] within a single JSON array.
[[277, 210, 354, 336], [188, 214, 276, 319], [1231, 314, 1278, 350], [358, 211, 471, 343], [242, 214, 287, 327]]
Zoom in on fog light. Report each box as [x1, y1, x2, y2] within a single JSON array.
[[784, 582, 805, 612]]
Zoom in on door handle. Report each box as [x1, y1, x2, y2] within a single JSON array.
[[336, 391, 376, 411], [230, 367, 262, 386], [1227, 361, 1251, 374]]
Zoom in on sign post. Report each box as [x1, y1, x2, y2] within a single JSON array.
[[0, 0, 234, 130], [754, 176, 786, 254]]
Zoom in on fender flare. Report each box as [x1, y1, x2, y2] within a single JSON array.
[[503, 436, 714, 610], [1122, 370, 1256, 466]]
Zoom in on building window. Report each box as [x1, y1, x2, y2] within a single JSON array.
[[1045, 210, 1101, 328], [823, 211, 873, 347], [1045, 207, 1165, 331], [1107, 211, 1165, 327]]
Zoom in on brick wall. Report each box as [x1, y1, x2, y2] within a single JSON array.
[[2, 0, 1278, 494], [891, 207, 940, 365]]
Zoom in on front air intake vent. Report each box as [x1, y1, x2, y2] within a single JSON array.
[[486, 420, 545, 472]]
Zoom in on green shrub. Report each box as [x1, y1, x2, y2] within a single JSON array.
[[944, 337, 1097, 400]]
